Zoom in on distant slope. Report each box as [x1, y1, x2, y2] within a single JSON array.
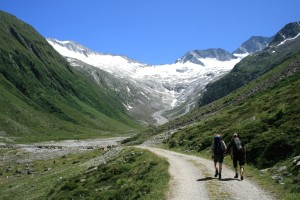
[[199, 21, 300, 106], [0, 11, 141, 143]]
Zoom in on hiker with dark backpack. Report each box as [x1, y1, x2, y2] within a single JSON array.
[[211, 134, 227, 179], [226, 133, 246, 180]]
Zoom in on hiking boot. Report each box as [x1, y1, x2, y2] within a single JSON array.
[[241, 176, 244, 180], [214, 170, 219, 178], [234, 173, 238, 178], [219, 173, 222, 180]]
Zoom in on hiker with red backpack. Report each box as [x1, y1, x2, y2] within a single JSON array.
[[211, 134, 227, 179], [226, 133, 246, 180]]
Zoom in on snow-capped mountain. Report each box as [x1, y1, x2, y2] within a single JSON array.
[[47, 38, 246, 124], [177, 48, 237, 65], [233, 36, 274, 55]]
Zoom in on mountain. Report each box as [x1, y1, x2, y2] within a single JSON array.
[[164, 45, 300, 168], [268, 21, 300, 47], [176, 48, 237, 65], [0, 11, 141, 142], [198, 21, 300, 106], [129, 21, 300, 182], [233, 36, 274, 54], [47, 39, 245, 124]]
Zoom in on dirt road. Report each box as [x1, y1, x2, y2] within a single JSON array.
[[138, 146, 274, 200], [1, 137, 275, 200]]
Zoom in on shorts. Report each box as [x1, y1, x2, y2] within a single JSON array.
[[233, 153, 245, 168], [214, 153, 224, 163]]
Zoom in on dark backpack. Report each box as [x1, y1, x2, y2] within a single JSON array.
[[214, 139, 225, 154], [234, 137, 243, 151]]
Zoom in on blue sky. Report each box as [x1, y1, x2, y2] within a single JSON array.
[[1, 0, 300, 64]]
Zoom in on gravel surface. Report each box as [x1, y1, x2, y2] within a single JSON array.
[[138, 146, 275, 200], [0, 137, 127, 164]]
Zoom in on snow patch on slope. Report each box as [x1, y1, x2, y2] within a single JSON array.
[[47, 39, 246, 124], [277, 32, 300, 47]]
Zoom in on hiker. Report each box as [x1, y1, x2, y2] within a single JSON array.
[[211, 134, 227, 179], [226, 133, 246, 180]]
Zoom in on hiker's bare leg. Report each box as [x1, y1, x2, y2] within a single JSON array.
[[240, 165, 244, 180], [214, 162, 219, 177], [240, 165, 244, 176], [218, 163, 222, 179]]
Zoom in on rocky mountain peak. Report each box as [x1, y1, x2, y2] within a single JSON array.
[[233, 36, 274, 55], [177, 48, 236, 64], [47, 38, 96, 57], [268, 21, 300, 47]]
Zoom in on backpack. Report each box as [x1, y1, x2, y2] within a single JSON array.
[[214, 139, 225, 154], [234, 137, 243, 151]]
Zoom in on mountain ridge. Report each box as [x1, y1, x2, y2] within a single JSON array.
[[198, 21, 300, 106], [233, 36, 274, 54], [268, 21, 300, 47], [47, 38, 246, 124]]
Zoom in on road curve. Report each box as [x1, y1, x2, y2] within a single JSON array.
[[137, 146, 274, 200]]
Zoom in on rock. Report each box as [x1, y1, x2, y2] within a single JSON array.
[[276, 166, 287, 172], [293, 155, 300, 160], [85, 167, 97, 174], [293, 156, 300, 164], [271, 174, 283, 183], [44, 167, 51, 171], [260, 168, 270, 173], [80, 179, 86, 183], [6, 167, 12, 172], [296, 161, 300, 168], [72, 160, 80, 164]]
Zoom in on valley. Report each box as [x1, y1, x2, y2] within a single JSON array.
[[0, 9, 299, 200], [47, 38, 247, 124]]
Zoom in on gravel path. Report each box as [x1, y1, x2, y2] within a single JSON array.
[[1, 137, 276, 200], [138, 146, 274, 200]]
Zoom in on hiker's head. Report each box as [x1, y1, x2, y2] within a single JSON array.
[[233, 133, 239, 138], [214, 134, 221, 140]]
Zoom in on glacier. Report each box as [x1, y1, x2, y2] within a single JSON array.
[[47, 38, 247, 125]]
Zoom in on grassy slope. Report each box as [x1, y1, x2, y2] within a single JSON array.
[[48, 148, 169, 200], [0, 147, 169, 200], [0, 11, 143, 143]]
